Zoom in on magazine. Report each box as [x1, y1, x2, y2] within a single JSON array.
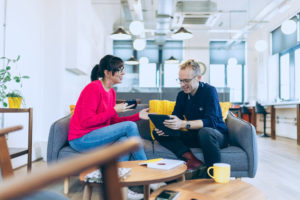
[[141, 159, 185, 170]]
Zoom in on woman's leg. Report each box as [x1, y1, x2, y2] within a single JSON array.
[[69, 121, 147, 161]]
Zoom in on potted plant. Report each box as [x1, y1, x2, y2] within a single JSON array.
[[0, 55, 29, 108], [6, 90, 23, 108]]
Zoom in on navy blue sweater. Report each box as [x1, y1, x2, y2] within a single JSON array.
[[172, 82, 228, 134]]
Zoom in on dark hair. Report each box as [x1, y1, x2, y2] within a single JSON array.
[[90, 55, 124, 81]]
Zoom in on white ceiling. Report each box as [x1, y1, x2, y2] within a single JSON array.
[[92, 0, 294, 41]]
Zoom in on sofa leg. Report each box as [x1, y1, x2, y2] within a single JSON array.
[[235, 177, 241, 180], [64, 177, 70, 194]]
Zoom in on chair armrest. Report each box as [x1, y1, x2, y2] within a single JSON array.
[[226, 112, 258, 177], [0, 137, 142, 200]]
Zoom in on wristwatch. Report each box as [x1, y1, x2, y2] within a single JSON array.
[[186, 121, 191, 129]]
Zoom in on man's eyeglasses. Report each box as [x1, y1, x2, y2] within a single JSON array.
[[176, 76, 197, 84], [116, 66, 124, 73]]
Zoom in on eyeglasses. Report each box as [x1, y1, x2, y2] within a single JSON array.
[[116, 66, 125, 73], [176, 76, 197, 84]]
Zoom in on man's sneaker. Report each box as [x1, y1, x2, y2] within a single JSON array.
[[150, 182, 167, 191], [127, 189, 144, 200]]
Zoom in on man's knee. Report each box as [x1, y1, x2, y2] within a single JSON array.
[[198, 127, 217, 142]]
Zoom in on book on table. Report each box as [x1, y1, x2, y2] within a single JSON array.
[[140, 158, 185, 170]]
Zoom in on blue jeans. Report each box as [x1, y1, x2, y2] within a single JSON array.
[[69, 121, 147, 161]]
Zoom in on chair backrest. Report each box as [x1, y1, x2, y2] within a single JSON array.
[[47, 115, 71, 163], [0, 127, 141, 200], [0, 126, 23, 179], [255, 102, 267, 114]]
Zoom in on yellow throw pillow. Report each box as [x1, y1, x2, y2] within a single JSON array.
[[149, 100, 176, 140], [69, 105, 76, 115], [219, 102, 232, 121]]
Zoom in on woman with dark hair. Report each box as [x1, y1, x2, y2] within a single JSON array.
[[68, 55, 149, 162]]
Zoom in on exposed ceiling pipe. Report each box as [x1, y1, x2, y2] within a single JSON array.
[[155, 0, 174, 45], [226, 0, 288, 46]]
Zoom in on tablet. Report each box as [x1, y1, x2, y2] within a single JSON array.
[[148, 114, 180, 136]]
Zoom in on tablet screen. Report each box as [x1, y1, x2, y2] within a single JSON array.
[[148, 114, 180, 136]]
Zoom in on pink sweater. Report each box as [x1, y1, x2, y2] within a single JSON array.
[[68, 80, 140, 141]]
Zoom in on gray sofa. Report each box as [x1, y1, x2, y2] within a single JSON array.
[[47, 104, 257, 178]]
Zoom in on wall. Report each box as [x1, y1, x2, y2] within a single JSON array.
[[247, 0, 300, 138], [0, 0, 105, 167]]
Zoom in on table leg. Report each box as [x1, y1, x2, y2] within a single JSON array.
[[64, 177, 69, 194], [271, 105, 276, 139], [144, 184, 150, 200], [83, 184, 93, 200], [122, 187, 128, 200], [177, 174, 185, 182], [297, 104, 300, 145]]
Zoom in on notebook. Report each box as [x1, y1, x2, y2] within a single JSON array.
[[146, 159, 185, 170]]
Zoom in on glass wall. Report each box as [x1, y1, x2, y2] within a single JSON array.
[[209, 41, 245, 103], [113, 40, 183, 92]]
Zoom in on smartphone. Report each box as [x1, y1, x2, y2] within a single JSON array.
[[125, 99, 137, 109], [155, 190, 180, 200]]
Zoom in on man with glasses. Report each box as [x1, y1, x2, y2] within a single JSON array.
[[153, 59, 228, 177]]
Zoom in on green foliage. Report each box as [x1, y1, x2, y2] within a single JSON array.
[[6, 90, 22, 97], [0, 55, 29, 107]]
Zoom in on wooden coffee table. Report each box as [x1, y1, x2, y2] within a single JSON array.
[[80, 160, 187, 200], [150, 179, 266, 200]]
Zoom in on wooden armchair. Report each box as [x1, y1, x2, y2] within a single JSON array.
[[0, 125, 141, 200]]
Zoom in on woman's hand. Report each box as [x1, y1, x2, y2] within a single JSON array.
[[163, 115, 183, 130], [114, 103, 134, 113], [139, 108, 150, 120]]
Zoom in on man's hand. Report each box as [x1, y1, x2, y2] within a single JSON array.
[[163, 115, 183, 130], [114, 103, 134, 113], [154, 128, 168, 137], [139, 108, 150, 120]]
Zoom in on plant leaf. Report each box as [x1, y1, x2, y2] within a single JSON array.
[[16, 55, 20, 61], [6, 66, 11, 70], [22, 76, 30, 79], [3, 102, 7, 107]]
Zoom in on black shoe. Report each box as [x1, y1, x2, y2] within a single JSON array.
[[184, 165, 207, 180]]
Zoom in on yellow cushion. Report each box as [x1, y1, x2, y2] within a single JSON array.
[[69, 105, 76, 115], [219, 102, 232, 121], [149, 100, 176, 140]]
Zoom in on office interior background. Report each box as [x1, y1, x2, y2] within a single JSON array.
[[0, 0, 299, 179]]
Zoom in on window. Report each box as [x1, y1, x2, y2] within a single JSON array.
[[113, 40, 183, 92], [164, 63, 179, 87], [209, 64, 225, 87], [295, 48, 300, 99], [209, 41, 245, 103]]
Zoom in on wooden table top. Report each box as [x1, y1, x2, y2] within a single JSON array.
[[80, 160, 187, 187], [150, 179, 266, 200]]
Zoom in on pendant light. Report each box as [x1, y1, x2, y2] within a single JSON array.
[[110, 4, 131, 40], [165, 56, 179, 64], [110, 27, 131, 40], [171, 27, 193, 40], [281, 19, 297, 35], [125, 56, 139, 65]]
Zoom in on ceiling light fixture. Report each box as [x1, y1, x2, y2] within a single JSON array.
[[139, 57, 149, 65], [129, 21, 144, 36], [281, 19, 297, 35], [255, 40, 267, 52], [125, 56, 139, 65], [133, 39, 146, 51], [171, 27, 193, 40], [165, 56, 179, 64], [110, 27, 131, 40], [227, 57, 238, 66]]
